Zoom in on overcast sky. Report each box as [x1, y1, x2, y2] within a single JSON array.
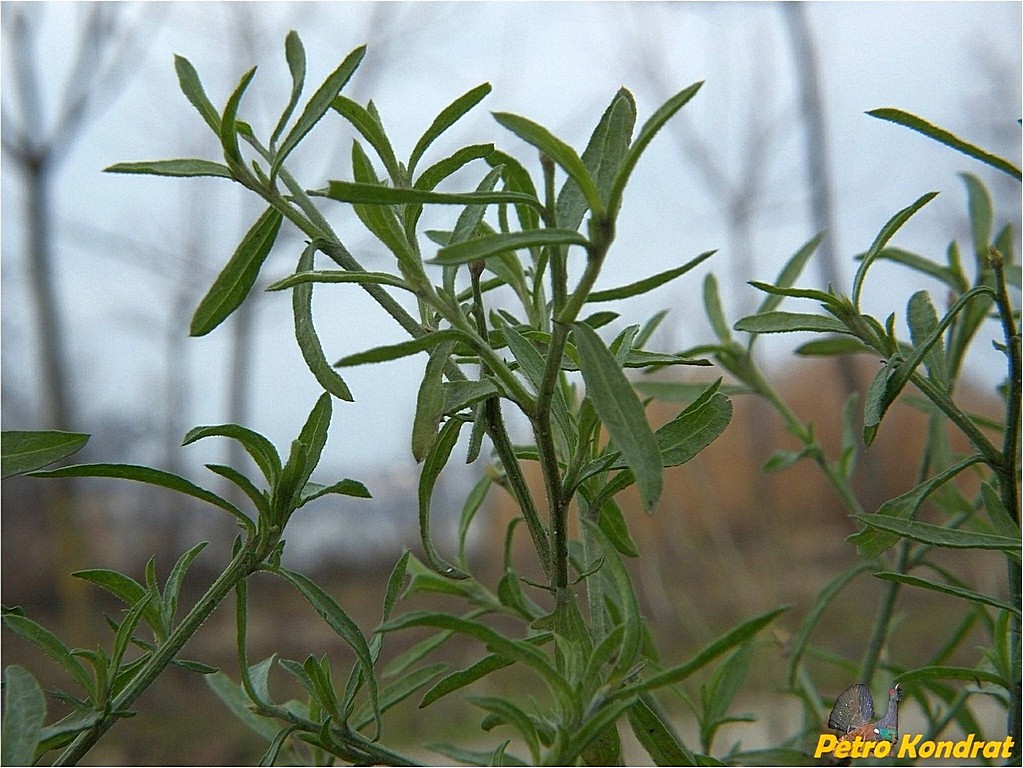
[[2, 1, 1020, 484]]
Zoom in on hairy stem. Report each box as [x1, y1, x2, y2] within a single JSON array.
[[55, 544, 260, 765]]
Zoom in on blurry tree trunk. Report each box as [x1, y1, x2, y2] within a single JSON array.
[[2, 5, 143, 634], [781, 2, 863, 402]]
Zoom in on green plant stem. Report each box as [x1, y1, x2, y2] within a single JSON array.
[[54, 544, 259, 765], [858, 540, 908, 685], [990, 248, 1021, 758]]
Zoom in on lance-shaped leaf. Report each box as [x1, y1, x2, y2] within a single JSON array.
[[335, 328, 470, 367], [2, 614, 95, 698], [493, 111, 604, 218], [608, 81, 703, 219], [589, 250, 715, 303], [317, 180, 542, 211], [756, 233, 826, 314], [851, 514, 1021, 554], [219, 66, 257, 167], [408, 143, 497, 232], [268, 268, 412, 292], [331, 95, 400, 181], [191, 207, 283, 337], [105, 159, 233, 179], [573, 322, 662, 512], [183, 423, 282, 486], [30, 463, 248, 525], [873, 572, 1020, 616], [273, 567, 380, 736], [867, 108, 1022, 180], [174, 55, 221, 134], [269, 31, 307, 149], [418, 418, 469, 579], [852, 191, 939, 308], [271, 46, 365, 178], [733, 311, 850, 336], [613, 606, 786, 699], [2, 430, 89, 479], [433, 229, 587, 267], [409, 83, 492, 177], [291, 243, 353, 401], [412, 341, 455, 463], [558, 88, 637, 232]]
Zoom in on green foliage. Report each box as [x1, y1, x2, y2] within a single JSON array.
[[4, 29, 1019, 767]]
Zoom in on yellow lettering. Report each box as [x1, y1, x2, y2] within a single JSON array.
[[814, 735, 837, 758], [953, 733, 973, 758], [834, 739, 851, 760], [933, 741, 953, 758], [919, 740, 935, 758], [899, 733, 922, 758], [970, 740, 984, 758], [874, 740, 892, 758], [982, 741, 1000, 759], [1002, 737, 1016, 758]]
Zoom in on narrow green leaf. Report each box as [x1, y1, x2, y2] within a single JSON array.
[[589, 250, 715, 302], [258, 726, 300, 768], [412, 341, 454, 463], [615, 606, 786, 699], [350, 663, 448, 730], [71, 568, 165, 640], [273, 567, 380, 735], [104, 159, 233, 179], [174, 55, 221, 133], [1, 612, 95, 699], [421, 654, 514, 708], [162, 541, 209, 629], [290, 393, 332, 499], [867, 108, 1022, 180], [409, 83, 492, 177], [654, 392, 732, 468], [598, 497, 639, 558], [349, 141, 419, 271], [31, 463, 248, 524], [493, 111, 604, 217], [418, 418, 469, 579], [299, 479, 370, 507], [219, 66, 257, 166], [852, 191, 939, 307], [183, 423, 281, 487], [851, 514, 1021, 553], [557, 87, 637, 232], [895, 665, 1010, 688], [873, 572, 1019, 616], [961, 172, 994, 259], [318, 180, 541, 211], [872, 246, 967, 293], [205, 672, 280, 740], [703, 274, 731, 343], [292, 243, 354, 401], [270, 31, 307, 148], [190, 207, 283, 337], [110, 593, 154, 676], [907, 290, 948, 388], [2, 430, 89, 479], [335, 328, 469, 367], [733, 311, 850, 335], [457, 476, 491, 566], [628, 695, 697, 766], [748, 281, 842, 310], [608, 81, 703, 218], [757, 233, 825, 314], [443, 380, 500, 414], [795, 337, 874, 357], [848, 454, 986, 558], [2, 666, 47, 767], [981, 482, 1020, 538], [432, 228, 587, 267], [331, 95, 401, 181], [380, 611, 574, 707], [574, 322, 662, 511], [469, 696, 541, 763], [272, 46, 366, 178], [268, 268, 411, 292]]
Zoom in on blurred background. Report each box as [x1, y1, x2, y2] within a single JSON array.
[[2, 2, 1020, 764]]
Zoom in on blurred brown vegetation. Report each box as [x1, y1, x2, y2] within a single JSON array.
[[9, 354, 1005, 764]]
